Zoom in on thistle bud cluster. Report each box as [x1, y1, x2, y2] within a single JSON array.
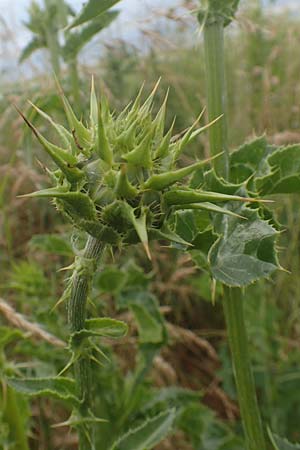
[[21, 80, 251, 259]]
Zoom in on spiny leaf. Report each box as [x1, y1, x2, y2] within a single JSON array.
[[115, 165, 138, 199], [174, 201, 246, 219], [209, 205, 279, 287], [97, 100, 113, 166], [67, 0, 121, 30], [256, 144, 300, 195], [28, 101, 75, 151], [123, 130, 153, 169], [20, 188, 97, 221], [58, 86, 92, 150], [7, 377, 80, 407], [143, 155, 221, 191], [110, 409, 176, 450], [85, 317, 128, 338], [164, 189, 261, 206], [16, 107, 83, 182]]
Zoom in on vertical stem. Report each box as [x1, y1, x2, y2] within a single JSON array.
[[204, 21, 229, 179], [2, 385, 30, 450], [223, 287, 267, 450], [68, 235, 104, 450], [203, 17, 267, 450]]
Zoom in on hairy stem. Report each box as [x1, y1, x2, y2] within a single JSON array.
[[203, 16, 267, 450], [68, 235, 104, 449], [2, 385, 30, 450]]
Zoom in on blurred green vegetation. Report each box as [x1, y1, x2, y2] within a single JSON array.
[[1, 1, 300, 448]]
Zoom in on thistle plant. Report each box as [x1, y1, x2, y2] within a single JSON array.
[[9, 79, 261, 450]]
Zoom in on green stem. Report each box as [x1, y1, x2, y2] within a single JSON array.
[[204, 20, 229, 179], [223, 288, 266, 450], [68, 235, 104, 450], [203, 16, 267, 450], [2, 385, 30, 450]]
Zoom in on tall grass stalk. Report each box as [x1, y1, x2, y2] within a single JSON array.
[[203, 15, 267, 450]]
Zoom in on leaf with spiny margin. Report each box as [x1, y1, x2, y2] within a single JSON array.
[[269, 430, 300, 450], [71, 318, 128, 343], [123, 131, 153, 169], [175, 201, 246, 219], [208, 203, 279, 287], [21, 188, 97, 221], [7, 377, 80, 407], [97, 101, 113, 166], [123, 203, 151, 259], [143, 156, 219, 191], [110, 409, 176, 450], [171, 209, 216, 252], [63, 11, 119, 61], [28, 101, 75, 151], [67, 0, 121, 29], [16, 108, 83, 182], [256, 144, 300, 195], [230, 136, 275, 188], [60, 91, 92, 150]]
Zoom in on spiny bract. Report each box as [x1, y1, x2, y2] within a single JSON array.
[[21, 80, 251, 259]]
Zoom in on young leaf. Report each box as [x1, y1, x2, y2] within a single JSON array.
[[67, 0, 121, 30], [21, 188, 97, 222], [7, 377, 80, 407], [85, 317, 128, 338], [143, 156, 220, 191], [110, 409, 176, 450]]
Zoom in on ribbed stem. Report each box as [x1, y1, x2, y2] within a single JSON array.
[[203, 17, 267, 450], [204, 20, 229, 179], [68, 235, 104, 450], [223, 287, 266, 450]]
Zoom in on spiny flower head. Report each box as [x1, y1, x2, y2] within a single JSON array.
[[20, 79, 253, 259]]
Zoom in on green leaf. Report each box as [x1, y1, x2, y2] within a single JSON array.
[[7, 377, 80, 407], [67, 0, 121, 29], [209, 205, 279, 287], [85, 318, 128, 338], [21, 188, 97, 222], [29, 234, 73, 256], [110, 409, 176, 450], [269, 430, 300, 450], [256, 144, 300, 195], [19, 36, 46, 63], [63, 11, 119, 61], [130, 304, 163, 344], [95, 267, 127, 293]]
